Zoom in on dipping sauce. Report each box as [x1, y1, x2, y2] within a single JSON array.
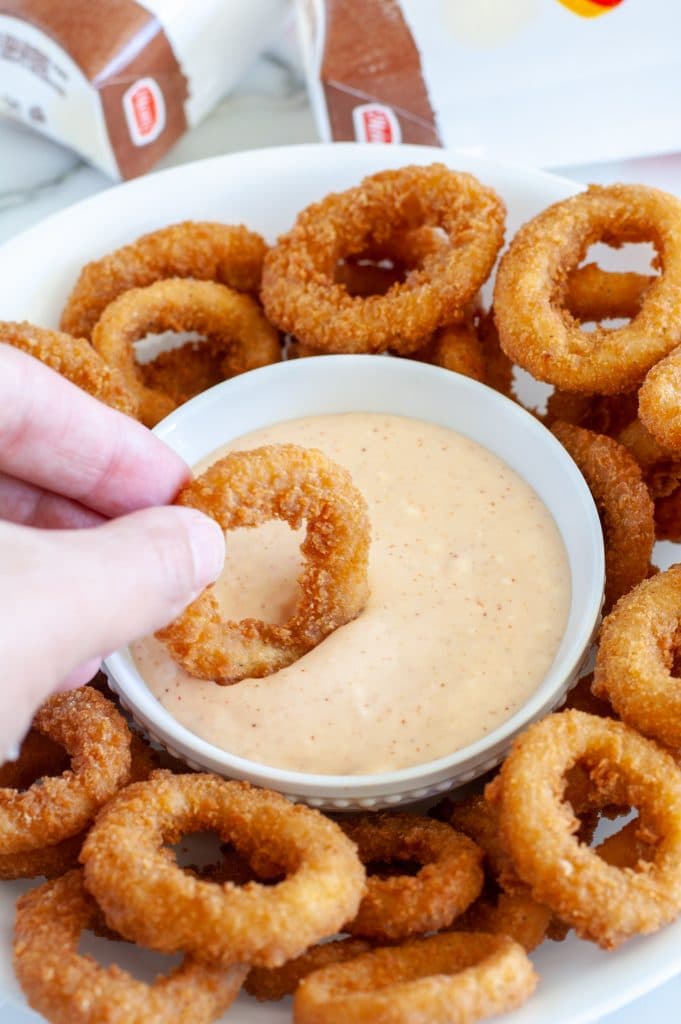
[[133, 413, 570, 775]]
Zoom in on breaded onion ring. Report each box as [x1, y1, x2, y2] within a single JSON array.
[[494, 184, 681, 393], [13, 870, 247, 1024], [245, 938, 373, 1001], [593, 564, 681, 747], [60, 221, 267, 340], [639, 345, 681, 451], [409, 320, 486, 382], [490, 710, 681, 948], [565, 263, 653, 323], [455, 890, 551, 953], [654, 490, 681, 542], [140, 339, 228, 407], [156, 443, 370, 683], [597, 818, 657, 870], [80, 773, 366, 967], [91, 278, 281, 427], [0, 321, 137, 417], [294, 932, 537, 1024], [340, 813, 483, 941], [0, 689, 131, 856], [262, 164, 505, 355], [551, 421, 654, 611]]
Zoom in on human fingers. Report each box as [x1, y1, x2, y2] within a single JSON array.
[[0, 471, 104, 529], [0, 507, 225, 760], [0, 345, 189, 516]]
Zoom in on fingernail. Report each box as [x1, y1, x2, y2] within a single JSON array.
[[185, 511, 225, 589]]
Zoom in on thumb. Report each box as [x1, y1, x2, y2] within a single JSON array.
[[2, 507, 224, 749]]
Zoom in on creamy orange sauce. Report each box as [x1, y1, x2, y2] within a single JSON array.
[[132, 413, 570, 775]]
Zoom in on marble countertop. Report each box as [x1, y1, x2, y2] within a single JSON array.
[[1, 36, 680, 1024]]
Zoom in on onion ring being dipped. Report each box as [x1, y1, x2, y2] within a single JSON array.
[[489, 709, 681, 948], [293, 932, 537, 1024], [245, 938, 373, 1002], [494, 184, 681, 393], [91, 278, 281, 427], [80, 773, 366, 968], [13, 869, 247, 1024], [593, 563, 681, 748], [0, 321, 137, 417], [551, 421, 654, 611], [340, 812, 483, 941], [262, 164, 505, 355], [0, 688, 131, 857], [156, 443, 370, 683], [60, 221, 267, 340]]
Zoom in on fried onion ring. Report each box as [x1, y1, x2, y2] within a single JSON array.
[[156, 443, 370, 683], [80, 772, 366, 967], [60, 221, 267, 340], [245, 938, 373, 1002], [140, 339, 228, 407], [262, 164, 505, 355], [490, 709, 681, 948], [293, 932, 537, 1024], [339, 813, 483, 940], [455, 890, 551, 953], [593, 564, 681, 747], [639, 345, 681, 451], [91, 278, 281, 427], [494, 184, 681, 393], [551, 421, 654, 611], [0, 321, 137, 417], [13, 869, 247, 1024], [0, 689, 131, 856], [564, 263, 653, 323]]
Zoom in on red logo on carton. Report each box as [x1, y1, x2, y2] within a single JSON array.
[[123, 77, 166, 147], [557, 0, 624, 17], [353, 103, 401, 144]]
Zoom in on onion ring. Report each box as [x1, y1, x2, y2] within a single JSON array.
[[293, 932, 537, 1024], [245, 938, 373, 1002], [91, 278, 281, 427], [0, 321, 137, 417], [140, 339, 228, 407], [639, 345, 681, 451], [593, 563, 681, 747], [0, 688, 131, 856], [60, 221, 267, 340], [490, 709, 681, 947], [13, 869, 247, 1024], [494, 184, 681, 393], [564, 263, 653, 323], [455, 890, 550, 952], [262, 164, 505, 355], [551, 421, 654, 611], [339, 812, 483, 940], [80, 772, 366, 967], [156, 443, 370, 683]]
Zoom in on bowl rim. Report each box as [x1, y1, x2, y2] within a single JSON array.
[[105, 353, 604, 797]]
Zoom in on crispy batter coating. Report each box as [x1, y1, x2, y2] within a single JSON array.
[[339, 813, 483, 941], [494, 184, 681, 393], [639, 345, 681, 452], [0, 689, 131, 857], [140, 339, 227, 406], [80, 773, 366, 968], [490, 710, 681, 948], [551, 421, 654, 612], [245, 938, 373, 1002], [14, 869, 247, 1024], [594, 564, 681, 747], [262, 164, 505, 355], [91, 278, 281, 427], [156, 443, 370, 683], [60, 221, 267, 339], [409, 319, 486, 382], [293, 932, 537, 1024], [0, 321, 137, 417], [564, 263, 653, 323], [455, 890, 551, 953]]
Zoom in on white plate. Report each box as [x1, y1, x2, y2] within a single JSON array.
[[0, 143, 676, 1023]]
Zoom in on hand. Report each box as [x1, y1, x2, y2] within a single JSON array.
[[0, 345, 225, 761]]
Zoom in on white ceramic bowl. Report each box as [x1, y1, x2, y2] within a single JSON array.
[[104, 354, 604, 809]]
